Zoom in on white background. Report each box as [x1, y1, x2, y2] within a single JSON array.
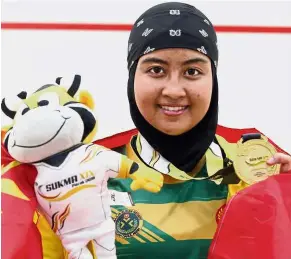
[[1, 0, 291, 152]]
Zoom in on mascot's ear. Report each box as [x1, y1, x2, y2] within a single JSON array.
[[82, 123, 98, 144], [77, 90, 97, 144], [77, 90, 95, 110]]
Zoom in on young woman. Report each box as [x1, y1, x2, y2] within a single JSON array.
[[2, 2, 290, 259], [105, 2, 291, 258]]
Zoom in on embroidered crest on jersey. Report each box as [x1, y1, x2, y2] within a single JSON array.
[[114, 209, 143, 238]]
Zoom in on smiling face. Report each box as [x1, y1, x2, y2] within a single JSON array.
[[134, 48, 213, 136], [3, 86, 96, 163]]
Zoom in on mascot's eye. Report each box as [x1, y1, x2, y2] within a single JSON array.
[[22, 107, 30, 115], [38, 100, 49, 106], [14, 103, 30, 121]]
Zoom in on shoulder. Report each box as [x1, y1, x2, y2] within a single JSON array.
[[216, 125, 261, 143]]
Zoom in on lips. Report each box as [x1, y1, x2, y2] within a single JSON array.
[[159, 105, 189, 116], [160, 106, 187, 112]]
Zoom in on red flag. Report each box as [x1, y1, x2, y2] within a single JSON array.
[[1, 145, 43, 259], [208, 173, 291, 259]]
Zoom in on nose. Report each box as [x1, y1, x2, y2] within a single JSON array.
[[161, 79, 186, 100]]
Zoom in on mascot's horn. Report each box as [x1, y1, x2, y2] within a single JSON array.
[[1, 91, 27, 119], [55, 74, 81, 97], [68, 74, 81, 97], [1, 99, 16, 119], [17, 91, 27, 99], [55, 77, 62, 85]]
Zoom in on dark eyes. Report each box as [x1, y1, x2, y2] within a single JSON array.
[[185, 68, 199, 76], [147, 66, 201, 78], [150, 66, 164, 74]]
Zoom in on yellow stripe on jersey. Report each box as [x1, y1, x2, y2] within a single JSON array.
[[142, 227, 165, 242], [133, 235, 146, 243], [111, 207, 120, 214], [116, 236, 130, 245], [131, 200, 225, 240], [138, 230, 158, 242]]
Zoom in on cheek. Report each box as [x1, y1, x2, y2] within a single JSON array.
[[188, 78, 212, 106], [134, 74, 158, 110]]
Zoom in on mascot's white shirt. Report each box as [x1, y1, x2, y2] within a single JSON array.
[[33, 144, 120, 235]]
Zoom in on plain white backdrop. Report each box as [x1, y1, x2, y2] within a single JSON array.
[[1, 0, 291, 153]]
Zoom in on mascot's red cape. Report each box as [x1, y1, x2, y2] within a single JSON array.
[[1, 126, 291, 259]]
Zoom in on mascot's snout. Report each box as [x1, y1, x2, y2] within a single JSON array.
[[9, 105, 84, 160]]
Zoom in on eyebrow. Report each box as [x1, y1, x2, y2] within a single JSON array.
[[140, 57, 208, 66]]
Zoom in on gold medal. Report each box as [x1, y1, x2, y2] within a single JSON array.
[[234, 135, 280, 185]]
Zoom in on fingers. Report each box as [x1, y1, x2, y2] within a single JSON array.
[[157, 173, 164, 183], [267, 153, 290, 164], [280, 163, 291, 173], [130, 179, 146, 191], [130, 179, 163, 193], [267, 153, 291, 173], [143, 182, 161, 193]]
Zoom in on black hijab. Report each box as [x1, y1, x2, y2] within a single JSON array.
[[127, 2, 219, 172]]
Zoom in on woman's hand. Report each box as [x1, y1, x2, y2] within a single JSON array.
[[267, 153, 291, 173]]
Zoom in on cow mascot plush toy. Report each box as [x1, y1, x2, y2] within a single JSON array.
[[1, 75, 163, 259]]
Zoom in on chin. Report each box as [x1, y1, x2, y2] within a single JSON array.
[[156, 125, 190, 136]]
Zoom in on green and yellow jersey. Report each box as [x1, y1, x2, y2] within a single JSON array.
[[109, 173, 227, 258], [107, 132, 237, 259]]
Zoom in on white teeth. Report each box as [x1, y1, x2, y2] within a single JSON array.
[[161, 106, 186, 111]]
